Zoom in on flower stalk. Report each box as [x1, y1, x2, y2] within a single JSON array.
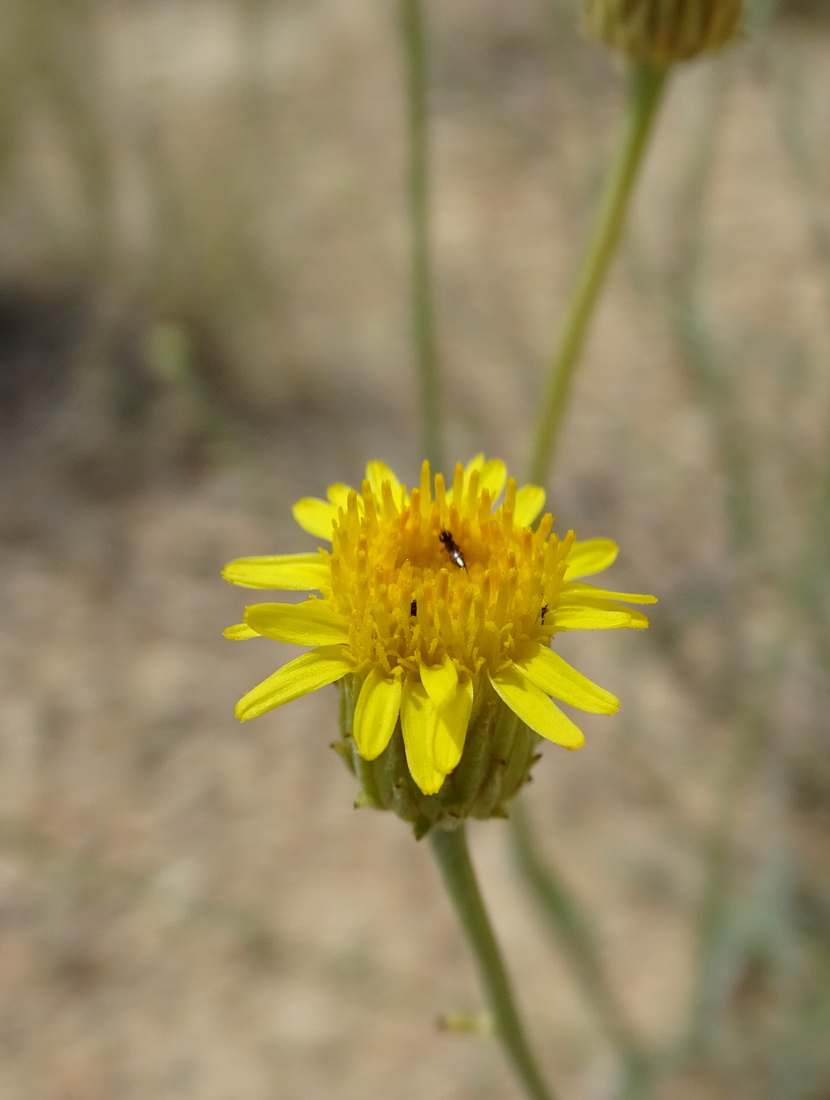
[[526, 62, 668, 487], [401, 0, 443, 471], [429, 825, 559, 1100]]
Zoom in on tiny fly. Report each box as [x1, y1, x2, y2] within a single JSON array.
[[439, 529, 467, 572]]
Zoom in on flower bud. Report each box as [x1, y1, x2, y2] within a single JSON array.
[[581, 0, 745, 66]]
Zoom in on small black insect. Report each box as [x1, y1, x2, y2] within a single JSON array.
[[439, 529, 467, 571], [540, 604, 549, 623], [410, 599, 417, 616]]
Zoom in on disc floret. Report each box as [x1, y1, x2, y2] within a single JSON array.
[[328, 467, 571, 684]]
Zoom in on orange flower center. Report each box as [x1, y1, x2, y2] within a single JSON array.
[[323, 468, 572, 679]]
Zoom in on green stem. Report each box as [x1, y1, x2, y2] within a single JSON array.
[[525, 63, 669, 486], [401, 0, 442, 471], [429, 825, 559, 1100]]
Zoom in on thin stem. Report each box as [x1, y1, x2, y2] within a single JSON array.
[[429, 825, 559, 1100], [525, 63, 669, 486], [401, 0, 443, 470]]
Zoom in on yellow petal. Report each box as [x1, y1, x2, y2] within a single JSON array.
[[292, 497, 338, 540], [561, 581, 657, 605], [235, 646, 352, 721], [517, 643, 618, 715], [326, 483, 354, 509], [224, 622, 260, 640], [420, 655, 458, 707], [432, 677, 473, 774], [400, 678, 445, 795], [622, 609, 649, 629], [365, 461, 402, 502], [353, 667, 402, 760], [489, 665, 585, 749], [445, 454, 486, 503], [222, 553, 328, 590], [558, 597, 650, 629], [244, 600, 349, 645], [564, 538, 618, 579], [551, 607, 639, 631], [477, 458, 507, 502], [462, 453, 486, 479], [514, 484, 546, 527]]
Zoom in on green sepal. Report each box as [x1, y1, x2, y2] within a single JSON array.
[[335, 674, 542, 834]]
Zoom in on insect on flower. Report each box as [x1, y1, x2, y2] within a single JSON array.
[[223, 456, 657, 815], [439, 529, 467, 572]]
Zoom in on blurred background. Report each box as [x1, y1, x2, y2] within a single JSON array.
[[1, 1, 829, 1097]]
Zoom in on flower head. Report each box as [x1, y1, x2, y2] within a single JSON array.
[[224, 457, 655, 830], [581, 0, 745, 66]]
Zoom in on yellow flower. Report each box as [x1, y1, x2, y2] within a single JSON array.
[[224, 457, 654, 822]]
